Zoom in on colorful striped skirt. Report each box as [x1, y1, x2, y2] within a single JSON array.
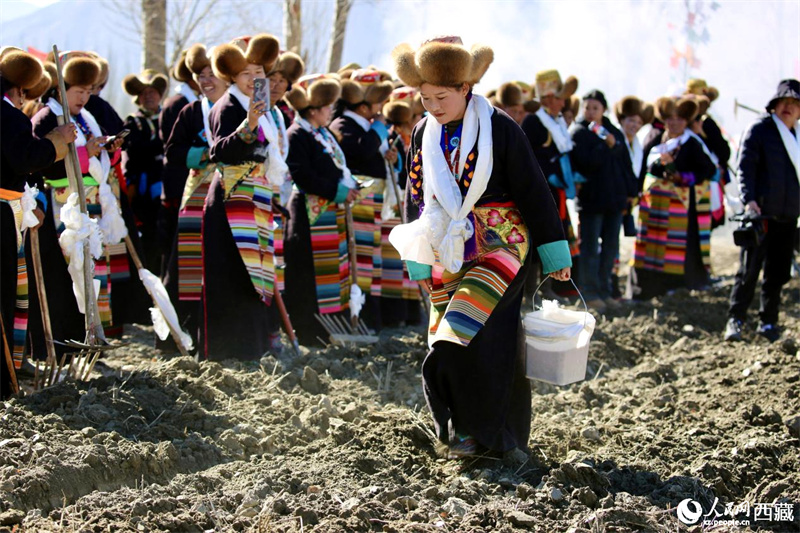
[[177, 168, 214, 301], [380, 216, 419, 300], [352, 176, 383, 296], [633, 175, 711, 276], [429, 205, 529, 347], [308, 198, 350, 314]]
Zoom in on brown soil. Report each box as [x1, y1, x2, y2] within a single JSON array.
[[1, 241, 799, 532]]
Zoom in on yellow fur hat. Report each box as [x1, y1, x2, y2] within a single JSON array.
[[686, 78, 719, 103], [392, 36, 493, 88], [534, 69, 578, 100]]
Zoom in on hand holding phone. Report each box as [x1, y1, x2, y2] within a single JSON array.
[[102, 128, 130, 147], [253, 78, 270, 107]]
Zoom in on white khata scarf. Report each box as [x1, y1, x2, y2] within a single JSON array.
[[176, 82, 199, 104], [46, 98, 127, 245], [772, 113, 800, 182], [201, 96, 213, 148], [626, 135, 644, 177], [228, 84, 288, 186], [389, 94, 494, 273], [535, 107, 573, 153]]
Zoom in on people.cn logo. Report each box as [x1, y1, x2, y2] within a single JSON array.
[[677, 499, 704, 525]]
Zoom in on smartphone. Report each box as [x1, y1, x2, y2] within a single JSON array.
[[253, 78, 270, 106], [102, 128, 131, 146]]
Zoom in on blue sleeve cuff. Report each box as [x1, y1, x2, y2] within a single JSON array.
[[406, 260, 432, 280], [370, 121, 389, 143], [186, 146, 208, 169], [537, 240, 572, 274], [35, 190, 48, 213], [333, 182, 350, 204]]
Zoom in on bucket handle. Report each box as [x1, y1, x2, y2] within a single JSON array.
[[532, 277, 589, 329]]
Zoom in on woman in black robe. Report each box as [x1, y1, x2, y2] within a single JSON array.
[[391, 37, 571, 458]]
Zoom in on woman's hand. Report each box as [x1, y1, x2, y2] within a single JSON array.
[[659, 152, 674, 165], [248, 99, 266, 132], [384, 147, 398, 164], [32, 208, 45, 230], [346, 188, 360, 204], [105, 137, 124, 152], [605, 134, 616, 148], [54, 123, 77, 143], [86, 135, 105, 158], [417, 278, 432, 294], [549, 267, 571, 282]]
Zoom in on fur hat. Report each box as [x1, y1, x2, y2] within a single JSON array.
[[212, 34, 280, 83], [286, 74, 341, 111], [63, 56, 101, 87], [523, 99, 541, 114], [85, 53, 110, 86], [340, 68, 394, 105], [654, 96, 676, 122], [172, 49, 193, 83], [497, 82, 523, 108], [682, 93, 711, 118], [535, 70, 578, 100], [686, 78, 719, 103], [392, 36, 493, 88], [382, 100, 412, 125], [337, 62, 361, 81], [0, 49, 43, 90], [389, 86, 423, 115], [564, 95, 580, 117], [123, 69, 168, 97], [675, 96, 699, 122], [614, 95, 654, 124], [186, 44, 212, 76], [268, 52, 305, 84], [26, 67, 52, 100]]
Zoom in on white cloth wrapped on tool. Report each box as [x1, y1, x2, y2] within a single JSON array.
[[20, 183, 40, 231], [138, 268, 194, 351], [58, 193, 103, 314]]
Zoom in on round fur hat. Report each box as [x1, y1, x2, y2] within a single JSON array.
[[173, 49, 194, 82], [123, 69, 168, 97], [686, 78, 719, 103], [268, 52, 305, 84], [212, 34, 280, 83], [675, 96, 699, 122], [535, 69, 578, 100], [654, 96, 676, 122], [337, 62, 361, 81], [523, 99, 541, 114], [340, 68, 394, 105], [382, 100, 412, 125], [389, 86, 423, 115], [614, 95, 648, 122], [26, 67, 52, 100], [0, 49, 43, 90], [64, 56, 101, 87], [85, 53, 110, 86], [186, 44, 212, 76], [286, 74, 341, 111], [392, 36, 493, 88], [565, 95, 580, 117], [640, 102, 655, 125], [497, 82, 523, 108]]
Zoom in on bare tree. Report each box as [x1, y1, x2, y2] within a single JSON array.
[[283, 0, 302, 54], [326, 0, 352, 73], [167, 0, 223, 68], [142, 0, 167, 73]]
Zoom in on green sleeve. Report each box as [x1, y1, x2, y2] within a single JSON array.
[[333, 183, 350, 204], [186, 146, 208, 169], [537, 240, 572, 274], [406, 260, 432, 280]]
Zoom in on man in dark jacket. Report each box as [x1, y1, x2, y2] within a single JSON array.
[[725, 79, 800, 342], [570, 89, 637, 311]]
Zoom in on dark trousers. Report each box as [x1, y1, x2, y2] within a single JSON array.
[[728, 219, 797, 324], [578, 210, 623, 300]]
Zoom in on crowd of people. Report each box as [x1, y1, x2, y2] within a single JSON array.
[[1, 34, 798, 459]]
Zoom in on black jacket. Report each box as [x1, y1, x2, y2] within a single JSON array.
[[737, 115, 799, 220], [85, 94, 125, 136], [647, 134, 717, 187], [404, 110, 566, 253], [286, 124, 345, 202], [162, 98, 203, 201], [570, 116, 637, 213], [208, 91, 268, 165], [1, 100, 55, 191], [123, 109, 163, 191], [329, 114, 385, 178], [520, 112, 569, 183], [701, 115, 730, 170]]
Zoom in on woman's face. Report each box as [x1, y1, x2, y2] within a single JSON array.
[[562, 109, 575, 126], [582, 99, 605, 124], [66, 84, 92, 116], [197, 66, 227, 103], [621, 115, 643, 138], [542, 94, 564, 117], [138, 86, 161, 113], [666, 115, 688, 137], [5, 87, 24, 109], [268, 72, 288, 107], [419, 82, 468, 124], [309, 104, 334, 128], [234, 63, 266, 97], [504, 103, 526, 125], [775, 97, 800, 124]]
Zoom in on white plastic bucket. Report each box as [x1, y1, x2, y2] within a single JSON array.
[[523, 278, 595, 386]]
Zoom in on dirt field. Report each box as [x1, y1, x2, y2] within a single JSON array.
[[1, 238, 799, 532]]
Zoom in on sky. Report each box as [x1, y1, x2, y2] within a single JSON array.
[[1, 0, 799, 147]]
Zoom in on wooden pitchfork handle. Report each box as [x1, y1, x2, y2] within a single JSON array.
[[30, 228, 59, 373], [0, 312, 19, 395]]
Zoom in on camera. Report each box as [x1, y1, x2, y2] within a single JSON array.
[[732, 214, 765, 248]]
